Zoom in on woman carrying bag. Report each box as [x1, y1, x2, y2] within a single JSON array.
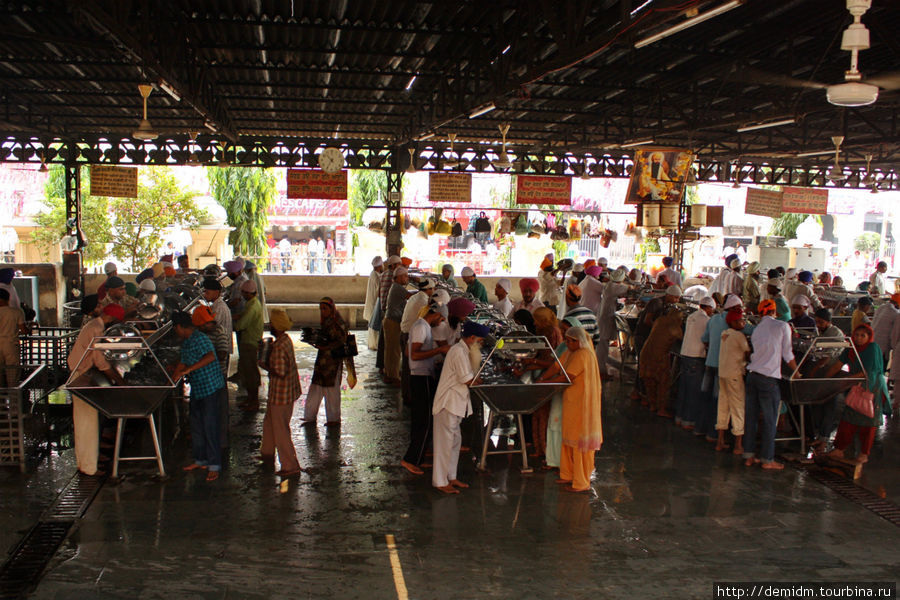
[[822, 324, 892, 464], [303, 297, 350, 427]]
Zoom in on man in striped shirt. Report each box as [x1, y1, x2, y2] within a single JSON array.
[[563, 284, 599, 344]]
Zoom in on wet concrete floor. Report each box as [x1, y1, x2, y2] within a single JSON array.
[[2, 332, 900, 599]]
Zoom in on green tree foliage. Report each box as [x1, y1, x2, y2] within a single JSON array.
[[769, 213, 809, 240], [32, 165, 112, 265], [108, 167, 204, 272], [349, 169, 385, 226], [854, 232, 881, 254], [207, 166, 277, 256]]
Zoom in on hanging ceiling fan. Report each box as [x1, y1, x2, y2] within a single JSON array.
[[736, 0, 899, 107], [825, 136, 847, 182], [493, 123, 512, 171], [861, 153, 880, 192], [444, 133, 460, 169], [133, 84, 158, 140]]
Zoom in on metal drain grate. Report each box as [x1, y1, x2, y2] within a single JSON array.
[[41, 473, 107, 521], [0, 472, 107, 598], [0, 521, 71, 599], [800, 465, 900, 527]]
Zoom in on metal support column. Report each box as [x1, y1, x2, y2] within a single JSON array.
[[385, 155, 403, 257], [62, 165, 84, 301]]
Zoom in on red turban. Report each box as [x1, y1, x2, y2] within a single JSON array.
[[519, 278, 540, 293]]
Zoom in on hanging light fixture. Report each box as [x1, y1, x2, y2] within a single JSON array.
[[825, 136, 847, 182]]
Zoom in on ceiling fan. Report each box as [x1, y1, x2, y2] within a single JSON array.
[[444, 133, 460, 169], [825, 136, 847, 182], [133, 84, 158, 140], [493, 123, 513, 171], [737, 0, 899, 107], [861, 153, 880, 193]]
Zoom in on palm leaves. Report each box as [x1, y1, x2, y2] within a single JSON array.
[[207, 167, 277, 257]]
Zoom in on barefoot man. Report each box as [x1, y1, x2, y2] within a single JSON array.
[[431, 321, 488, 494]]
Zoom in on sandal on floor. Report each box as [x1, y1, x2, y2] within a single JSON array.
[[183, 463, 207, 471], [206, 470, 220, 481]]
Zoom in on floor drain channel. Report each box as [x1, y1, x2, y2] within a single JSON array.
[[0, 473, 107, 599], [799, 465, 900, 527]]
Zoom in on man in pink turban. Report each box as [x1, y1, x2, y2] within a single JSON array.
[[515, 278, 544, 314]]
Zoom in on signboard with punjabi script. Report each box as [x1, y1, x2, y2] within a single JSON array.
[[90, 166, 138, 198], [429, 172, 472, 203], [744, 188, 783, 218], [286, 169, 348, 200], [781, 186, 829, 215], [515, 175, 572, 205]]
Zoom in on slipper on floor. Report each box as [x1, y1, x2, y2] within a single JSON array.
[[206, 470, 220, 481]]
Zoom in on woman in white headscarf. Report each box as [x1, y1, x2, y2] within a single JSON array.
[[536, 326, 603, 493]]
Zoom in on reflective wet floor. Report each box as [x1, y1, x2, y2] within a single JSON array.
[[2, 333, 899, 599]]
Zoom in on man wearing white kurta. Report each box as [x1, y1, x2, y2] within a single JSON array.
[[492, 278, 514, 318], [364, 256, 384, 350], [431, 321, 488, 494]]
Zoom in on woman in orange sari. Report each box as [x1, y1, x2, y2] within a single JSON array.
[[537, 326, 603, 492]]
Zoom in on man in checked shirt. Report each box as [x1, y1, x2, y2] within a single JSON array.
[[258, 309, 303, 477]]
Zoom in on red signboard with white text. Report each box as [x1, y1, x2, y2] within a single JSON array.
[[286, 169, 348, 200], [515, 175, 572, 205]]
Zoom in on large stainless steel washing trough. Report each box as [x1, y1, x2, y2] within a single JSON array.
[[470, 334, 570, 473], [778, 335, 860, 455], [66, 336, 176, 477]]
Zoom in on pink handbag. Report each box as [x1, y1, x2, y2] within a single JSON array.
[[845, 384, 874, 418]]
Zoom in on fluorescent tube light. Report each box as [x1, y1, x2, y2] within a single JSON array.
[[621, 138, 655, 148], [416, 132, 435, 141], [736, 118, 796, 133], [158, 80, 181, 102], [405, 75, 417, 91], [795, 149, 834, 158], [469, 102, 496, 119], [634, 0, 744, 49]]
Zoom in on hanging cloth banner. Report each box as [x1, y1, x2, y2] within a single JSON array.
[[90, 165, 138, 198], [286, 169, 348, 200], [744, 188, 784, 218], [781, 186, 829, 215], [515, 175, 572, 205], [429, 172, 472, 203]]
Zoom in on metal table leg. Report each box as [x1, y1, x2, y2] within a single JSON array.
[[516, 414, 532, 473], [112, 417, 125, 478], [477, 409, 495, 471]]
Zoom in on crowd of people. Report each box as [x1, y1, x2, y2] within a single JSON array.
[[65, 254, 353, 481], [55, 246, 897, 489]]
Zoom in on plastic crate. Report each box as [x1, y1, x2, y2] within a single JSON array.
[[19, 327, 78, 386], [0, 365, 50, 472]]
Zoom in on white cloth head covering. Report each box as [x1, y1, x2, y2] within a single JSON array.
[[610, 268, 626, 282], [564, 326, 595, 354], [723, 294, 743, 310], [729, 258, 741, 269], [785, 268, 797, 280], [372, 256, 384, 267], [699, 296, 716, 308], [103, 262, 117, 275], [419, 278, 436, 289], [393, 266, 408, 278], [432, 289, 450, 306], [573, 264, 584, 273], [792, 295, 810, 307], [747, 261, 760, 274], [460, 266, 475, 277], [768, 278, 784, 290], [387, 255, 402, 265], [496, 278, 511, 293], [598, 257, 608, 266], [139, 279, 156, 291], [666, 285, 682, 297]]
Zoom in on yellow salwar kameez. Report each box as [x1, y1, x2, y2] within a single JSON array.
[[559, 328, 604, 491]]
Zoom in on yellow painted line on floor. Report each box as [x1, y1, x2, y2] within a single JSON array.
[[385, 534, 409, 600]]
